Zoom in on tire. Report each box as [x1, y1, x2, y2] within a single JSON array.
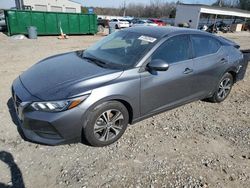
[[97, 25, 104, 33], [83, 101, 129, 147], [208, 73, 234, 103], [115, 24, 119, 29]]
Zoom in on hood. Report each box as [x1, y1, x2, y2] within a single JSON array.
[[20, 51, 123, 101]]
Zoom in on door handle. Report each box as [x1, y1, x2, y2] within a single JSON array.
[[219, 58, 227, 64], [183, 68, 193, 74]]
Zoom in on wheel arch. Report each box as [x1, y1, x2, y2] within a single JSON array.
[[228, 70, 237, 83], [82, 96, 135, 129], [223, 66, 238, 83], [115, 99, 133, 124]]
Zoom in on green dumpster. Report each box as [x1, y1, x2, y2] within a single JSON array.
[[4, 10, 97, 36]]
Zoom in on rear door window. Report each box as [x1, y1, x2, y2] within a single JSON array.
[[152, 35, 191, 64], [191, 35, 221, 58]]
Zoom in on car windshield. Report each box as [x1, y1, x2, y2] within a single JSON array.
[[83, 31, 158, 69]]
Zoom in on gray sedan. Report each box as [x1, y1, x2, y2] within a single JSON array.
[[12, 27, 246, 147]]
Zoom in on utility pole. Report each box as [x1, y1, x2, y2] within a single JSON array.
[[122, 0, 126, 17], [219, 0, 223, 7]]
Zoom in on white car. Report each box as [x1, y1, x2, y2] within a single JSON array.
[[132, 20, 158, 27], [109, 19, 130, 29]]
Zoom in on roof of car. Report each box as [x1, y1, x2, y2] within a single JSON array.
[[124, 26, 209, 39]]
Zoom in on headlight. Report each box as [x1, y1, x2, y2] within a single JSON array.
[[30, 95, 89, 112]]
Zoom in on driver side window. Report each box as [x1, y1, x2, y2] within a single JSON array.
[[152, 35, 191, 64]]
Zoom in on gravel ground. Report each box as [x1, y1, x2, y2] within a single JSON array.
[[0, 31, 249, 188]]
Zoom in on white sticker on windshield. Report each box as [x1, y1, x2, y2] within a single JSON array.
[[138, 35, 157, 43]]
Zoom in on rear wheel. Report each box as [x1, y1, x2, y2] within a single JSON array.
[[209, 73, 234, 103], [83, 101, 129, 147]]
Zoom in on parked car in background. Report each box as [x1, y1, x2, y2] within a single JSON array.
[[0, 13, 6, 31], [132, 20, 158, 27], [206, 21, 230, 33], [124, 19, 133, 27], [11, 27, 247, 147], [149, 18, 166, 26], [97, 18, 109, 33], [109, 19, 130, 29], [128, 18, 139, 27]]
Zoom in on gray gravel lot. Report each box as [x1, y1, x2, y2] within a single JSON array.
[[0, 31, 249, 188]]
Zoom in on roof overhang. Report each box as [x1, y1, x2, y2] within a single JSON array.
[[69, 0, 82, 5], [178, 4, 250, 18], [200, 7, 250, 18]]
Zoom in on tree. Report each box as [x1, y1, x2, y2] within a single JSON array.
[[238, 0, 250, 10], [92, 0, 177, 18], [81, 7, 88, 14], [212, 0, 250, 10], [212, 0, 239, 7]]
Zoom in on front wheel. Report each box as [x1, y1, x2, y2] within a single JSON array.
[[209, 73, 234, 103], [83, 101, 129, 147]]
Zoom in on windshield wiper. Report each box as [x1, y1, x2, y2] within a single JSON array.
[[82, 54, 126, 70], [83, 56, 107, 67]]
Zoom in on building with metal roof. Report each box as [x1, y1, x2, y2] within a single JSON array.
[[175, 3, 250, 29], [15, 0, 81, 13]]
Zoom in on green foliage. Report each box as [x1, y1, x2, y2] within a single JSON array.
[[81, 7, 88, 14]]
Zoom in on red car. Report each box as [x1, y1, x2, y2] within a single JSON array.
[[148, 18, 166, 26]]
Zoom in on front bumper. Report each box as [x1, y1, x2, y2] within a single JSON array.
[[11, 78, 86, 145]]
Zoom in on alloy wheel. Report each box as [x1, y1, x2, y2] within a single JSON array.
[[94, 109, 124, 142], [217, 77, 232, 100]]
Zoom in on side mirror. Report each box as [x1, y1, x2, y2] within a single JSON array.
[[147, 59, 169, 71]]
